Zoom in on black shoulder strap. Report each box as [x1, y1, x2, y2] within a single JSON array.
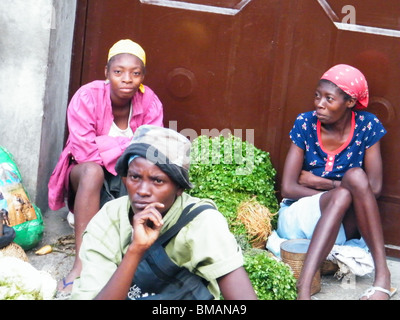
[[156, 203, 216, 247]]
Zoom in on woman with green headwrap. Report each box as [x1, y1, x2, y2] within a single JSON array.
[[71, 125, 257, 300]]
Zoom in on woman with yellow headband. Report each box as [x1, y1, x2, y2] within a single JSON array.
[[48, 39, 163, 295]]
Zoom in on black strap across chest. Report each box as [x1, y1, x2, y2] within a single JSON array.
[[128, 202, 217, 300], [154, 203, 216, 248]]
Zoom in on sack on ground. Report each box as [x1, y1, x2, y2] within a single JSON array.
[[0, 146, 44, 249]]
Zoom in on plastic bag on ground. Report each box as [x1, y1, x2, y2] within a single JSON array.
[[0, 146, 44, 250]]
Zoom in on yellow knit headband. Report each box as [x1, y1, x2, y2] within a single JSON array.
[[108, 39, 146, 66]]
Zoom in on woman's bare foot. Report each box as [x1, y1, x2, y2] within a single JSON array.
[[360, 286, 396, 300], [57, 268, 80, 294]]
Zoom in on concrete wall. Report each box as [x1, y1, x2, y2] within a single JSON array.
[[0, 0, 76, 211]]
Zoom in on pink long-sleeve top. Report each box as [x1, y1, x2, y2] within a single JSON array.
[[48, 80, 163, 211]]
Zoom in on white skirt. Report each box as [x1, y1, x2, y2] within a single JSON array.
[[276, 192, 347, 244]]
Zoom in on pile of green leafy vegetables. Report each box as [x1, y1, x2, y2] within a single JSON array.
[[243, 249, 297, 300], [188, 134, 297, 300], [188, 134, 280, 234]]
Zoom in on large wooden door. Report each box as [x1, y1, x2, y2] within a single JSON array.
[[70, 0, 400, 258]]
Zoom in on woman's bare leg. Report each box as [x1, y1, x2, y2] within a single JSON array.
[[296, 188, 351, 299], [341, 168, 391, 300], [57, 162, 104, 293], [298, 168, 391, 300]]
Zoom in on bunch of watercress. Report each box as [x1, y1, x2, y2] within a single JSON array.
[[188, 134, 279, 236], [188, 135, 298, 300], [244, 249, 297, 300]]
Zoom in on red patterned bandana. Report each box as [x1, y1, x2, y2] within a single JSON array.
[[321, 64, 369, 110]]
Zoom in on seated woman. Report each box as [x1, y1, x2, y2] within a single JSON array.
[[48, 39, 163, 294], [276, 64, 395, 300], [70, 125, 257, 300]]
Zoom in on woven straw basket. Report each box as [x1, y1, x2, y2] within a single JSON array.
[[280, 239, 321, 295], [0, 242, 28, 262]]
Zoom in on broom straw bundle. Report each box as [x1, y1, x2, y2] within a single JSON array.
[[237, 197, 276, 249]]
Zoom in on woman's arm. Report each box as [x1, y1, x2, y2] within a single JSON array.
[[94, 203, 164, 300], [280, 143, 322, 199], [298, 170, 339, 190], [67, 89, 105, 164], [68, 88, 133, 174], [363, 141, 383, 198], [217, 267, 257, 300]]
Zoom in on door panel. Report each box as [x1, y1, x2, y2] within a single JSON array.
[[70, 0, 400, 257]]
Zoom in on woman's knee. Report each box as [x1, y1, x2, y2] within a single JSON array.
[[71, 162, 105, 189], [342, 167, 367, 183], [321, 188, 351, 215], [341, 167, 369, 192]]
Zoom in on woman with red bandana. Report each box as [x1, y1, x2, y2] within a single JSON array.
[[276, 64, 395, 300], [48, 40, 163, 295]]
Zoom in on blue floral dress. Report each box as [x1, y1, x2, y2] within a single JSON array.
[[289, 110, 386, 180], [275, 110, 386, 247]]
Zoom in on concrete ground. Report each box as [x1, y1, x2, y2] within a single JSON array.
[[24, 207, 399, 300], [315, 257, 399, 300]]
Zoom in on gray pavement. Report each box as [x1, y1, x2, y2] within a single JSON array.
[[26, 207, 75, 299], [25, 207, 399, 300], [315, 257, 399, 300]]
